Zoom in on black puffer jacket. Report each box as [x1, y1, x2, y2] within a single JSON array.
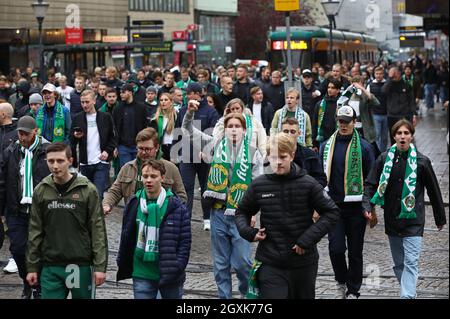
[[363, 150, 446, 237], [235, 163, 340, 268], [0, 122, 17, 161]]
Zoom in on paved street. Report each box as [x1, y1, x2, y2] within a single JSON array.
[[0, 102, 448, 299]]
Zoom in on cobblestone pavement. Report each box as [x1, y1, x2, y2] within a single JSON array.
[[0, 102, 448, 299]]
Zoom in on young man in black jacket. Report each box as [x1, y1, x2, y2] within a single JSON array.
[[235, 133, 340, 299], [113, 83, 150, 168], [0, 116, 50, 299], [319, 105, 375, 299], [363, 119, 446, 299], [70, 90, 116, 200]]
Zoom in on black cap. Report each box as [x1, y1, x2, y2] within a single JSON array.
[[121, 83, 135, 92], [186, 82, 203, 94]]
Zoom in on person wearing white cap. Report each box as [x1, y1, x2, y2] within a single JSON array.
[[319, 105, 375, 299], [36, 83, 71, 144]]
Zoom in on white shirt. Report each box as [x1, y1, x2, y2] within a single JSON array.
[[56, 85, 74, 109], [252, 103, 263, 125], [84, 113, 106, 165], [162, 117, 174, 145]]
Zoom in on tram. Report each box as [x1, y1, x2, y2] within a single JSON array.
[[267, 26, 380, 69]]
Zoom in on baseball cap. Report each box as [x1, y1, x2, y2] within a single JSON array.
[[186, 82, 203, 94], [336, 105, 356, 122], [31, 72, 38, 78], [29, 93, 43, 105], [302, 69, 312, 77], [120, 83, 135, 92], [41, 83, 56, 93], [17, 116, 37, 133]]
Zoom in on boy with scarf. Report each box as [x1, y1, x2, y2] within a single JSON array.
[[319, 105, 375, 299], [363, 119, 446, 299], [182, 104, 264, 299], [36, 83, 71, 144], [26, 142, 107, 299], [0, 116, 50, 298], [116, 159, 191, 299], [271, 88, 313, 148]]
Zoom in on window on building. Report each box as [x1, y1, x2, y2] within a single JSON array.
[[130, 0, 188, 13]]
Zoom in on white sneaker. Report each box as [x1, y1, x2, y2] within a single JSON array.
[[334, 283, 346, 299], [203, 219, 210, 231], [346, 293, 358, 299], [3, 258, 18, 273]]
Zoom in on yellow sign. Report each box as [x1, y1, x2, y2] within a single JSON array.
[[274, 0, 300, 11], [272, 40, 308, 50]]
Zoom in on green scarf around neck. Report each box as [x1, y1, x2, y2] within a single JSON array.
[[316, 98, 327, 143], [19, 136, 40, 205], [371, 144, 417, 219], [278, 105, 306, 146], [100, 101, 118, 113], [204, 118, 253, 216], [36, 101, 65, 142], [402, 74, 414, 88], [135, 188, 173, 262], [323, 130, 363, 202]]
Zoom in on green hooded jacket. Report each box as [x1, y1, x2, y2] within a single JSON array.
[[26, 174, 108, 273]]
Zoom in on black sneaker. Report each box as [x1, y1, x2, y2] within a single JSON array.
[[32, 288, 41, 299], [21, 286, 32, 299]]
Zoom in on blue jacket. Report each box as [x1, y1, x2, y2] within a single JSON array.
[[40, 103, 72, 144], [116, 193, 191, 286]]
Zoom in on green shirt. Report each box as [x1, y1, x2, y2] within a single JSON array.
[[286, 110, 296, 118], [132, 198, 160, 281]]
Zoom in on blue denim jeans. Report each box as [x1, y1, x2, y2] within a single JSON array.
[[388, 235, 422, 299], [210, 209, 252, 299], [80, 163, 110, 200], [424, 83, 437, 109], [372, 114, 388, 153], [132, 278, 183, 299], [117, 145, 137, 168]]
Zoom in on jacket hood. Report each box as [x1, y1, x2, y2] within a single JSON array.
[[41, 174, 90, 192]]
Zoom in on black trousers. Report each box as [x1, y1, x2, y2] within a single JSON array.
[[258, 262, 318, 299], [328, 206, 367, 296]]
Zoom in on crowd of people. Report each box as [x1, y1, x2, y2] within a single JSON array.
[[0, 55, 447, 299]]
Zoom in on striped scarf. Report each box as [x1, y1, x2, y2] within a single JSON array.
[[20, 137, 40, 205], [323, 130, 363, 202], [277, 105, 306, 146]]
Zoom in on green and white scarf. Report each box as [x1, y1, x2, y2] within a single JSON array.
[[323, 130, 363, 202], [135, 187, 173, 262], [402, 74, 414, 88], [204, 116, 253, 216], [371, 144, 417, 219], [19, 136, 40, 205], [316, 98, 327, 143], [246, 260, 262, 299], [36, 101, 65, 142], [277, 105, 306, 146]]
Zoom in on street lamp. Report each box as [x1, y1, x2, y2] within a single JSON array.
[[321, 0, 341, 66], [31, 0, 49, 82]]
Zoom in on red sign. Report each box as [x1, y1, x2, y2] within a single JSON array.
[[187, 24, 198, 31], [65, 28, 83, 44], [172, 30, 187, 40]]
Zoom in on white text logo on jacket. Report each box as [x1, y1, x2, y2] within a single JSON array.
[[47, 201, 76, 210]]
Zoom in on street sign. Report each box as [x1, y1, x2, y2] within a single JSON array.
[[198, 44, 212, 52], [65, 28, 83, 44], [102, 35, 128, 43], [274, 0, 300, 11], [172, 30, 187, 40], [399, 35, 425, 48], [188, 24, 198, 31], [132, 20, 164, 26], [139, 41, 172, 53], [173, 41, 188, 52]]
